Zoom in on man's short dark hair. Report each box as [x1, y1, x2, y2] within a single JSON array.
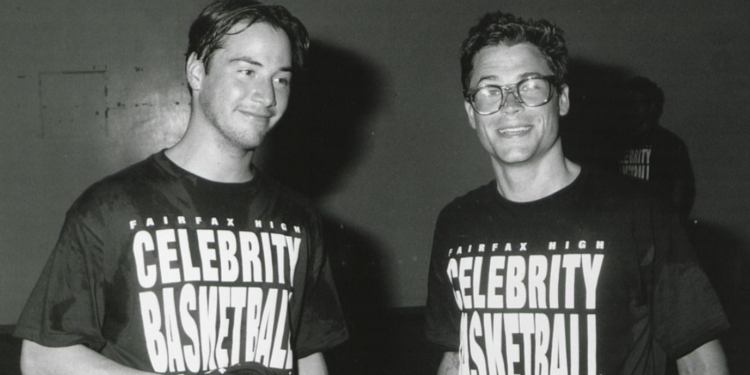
[[186, 0, 310, 73], [460, 12, 568, 92]]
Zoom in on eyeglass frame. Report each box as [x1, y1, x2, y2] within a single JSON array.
[[463, 75, 560, 115]]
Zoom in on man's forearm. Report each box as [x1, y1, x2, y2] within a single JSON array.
[[297, 352, 328, 375], [438, 352, 459, 375], [20, 340, 155, 375], [676, 339, 729, 375]]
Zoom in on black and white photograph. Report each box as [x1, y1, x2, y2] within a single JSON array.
[[1, 1, 748, 374]]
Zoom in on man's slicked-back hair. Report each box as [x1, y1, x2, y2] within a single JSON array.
[[460, 12, 568, 92], [186, 0, 310, 73]]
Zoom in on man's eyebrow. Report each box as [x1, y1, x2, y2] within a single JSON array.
[[476, 72, 546, 86], [518, 72, 546, 79], [229, 57, 262, 66], [228, 57, 293, 72], [475, 74, 499, 85]]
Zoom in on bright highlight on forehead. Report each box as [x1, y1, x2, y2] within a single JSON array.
[[471, 43, 551, 86], [216, 22, 293, 70]]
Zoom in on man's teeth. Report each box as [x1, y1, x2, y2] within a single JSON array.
[[498, 126, 531, 134]]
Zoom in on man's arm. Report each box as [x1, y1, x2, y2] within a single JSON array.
[[676, 339, 729, 375], [437, 351, 459, 375], [20, 340, 154, 375], [297, 352, 328, 375]]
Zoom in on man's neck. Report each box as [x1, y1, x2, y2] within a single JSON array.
[[165, 126, 255, 183], [493, 155, 581, 203]]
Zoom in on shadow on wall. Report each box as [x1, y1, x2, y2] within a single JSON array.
[[561, 58, 631, 171], [687, 220, 750, 374], [553, 59, 750, 374], [255, 40, 382, 198], [255, 41, 406, 372], [323, 219, 400, 374]]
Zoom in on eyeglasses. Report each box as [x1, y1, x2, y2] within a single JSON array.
[[464, 75, 557, 115]]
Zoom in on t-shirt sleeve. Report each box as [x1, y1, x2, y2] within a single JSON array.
[[648, 202, 729, 358], [424, 208, 461, 351], [292, 214, 349, 358], [14, 205, 107, 350]]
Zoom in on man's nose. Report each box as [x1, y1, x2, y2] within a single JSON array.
[[500, 88, 523, 114], [251, 79, 276, 107]]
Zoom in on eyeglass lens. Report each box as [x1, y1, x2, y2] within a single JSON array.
[[471, 78, 552, 114]]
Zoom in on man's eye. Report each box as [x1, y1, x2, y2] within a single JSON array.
[[480, 87, 502, 97], [274, 77, 291, 86], [521, 79, 545, 91], [240, 70, 255, 76]]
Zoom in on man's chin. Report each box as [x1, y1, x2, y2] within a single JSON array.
[[237, 130, 272, 150], [490, 147, 534, 164]]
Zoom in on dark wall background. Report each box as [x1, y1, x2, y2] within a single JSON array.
[[2, 2, 749, 368]]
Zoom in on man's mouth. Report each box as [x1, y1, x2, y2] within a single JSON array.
[[239, 109, 273, 121], [497, 125, 532, 135]]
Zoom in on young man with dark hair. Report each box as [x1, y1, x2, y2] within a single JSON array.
[[425, 11, 728, 375], [15, 1, 348, 374]]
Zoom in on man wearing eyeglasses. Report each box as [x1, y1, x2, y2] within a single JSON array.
[[425, 11, 729, 375]]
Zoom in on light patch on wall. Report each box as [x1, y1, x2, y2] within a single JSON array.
[[38, 70, 107, 139], [106, 83, 189, 156]]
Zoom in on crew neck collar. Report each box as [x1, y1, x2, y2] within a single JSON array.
[[154, 150, 261, 193], [491, 167, 587, 214]]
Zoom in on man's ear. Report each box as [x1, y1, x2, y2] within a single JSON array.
[[186, 52, 206, 92], [558, 84, 570, 116], [464, 100, 478, 130]]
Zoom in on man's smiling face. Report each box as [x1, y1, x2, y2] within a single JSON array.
[[464, 43, 569, 167], [189, 21, 293, 152]]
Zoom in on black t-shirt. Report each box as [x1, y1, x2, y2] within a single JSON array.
[[619, 125, 696, 220], [425, 168, 727, 375], [15, 151, 348, 374]]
